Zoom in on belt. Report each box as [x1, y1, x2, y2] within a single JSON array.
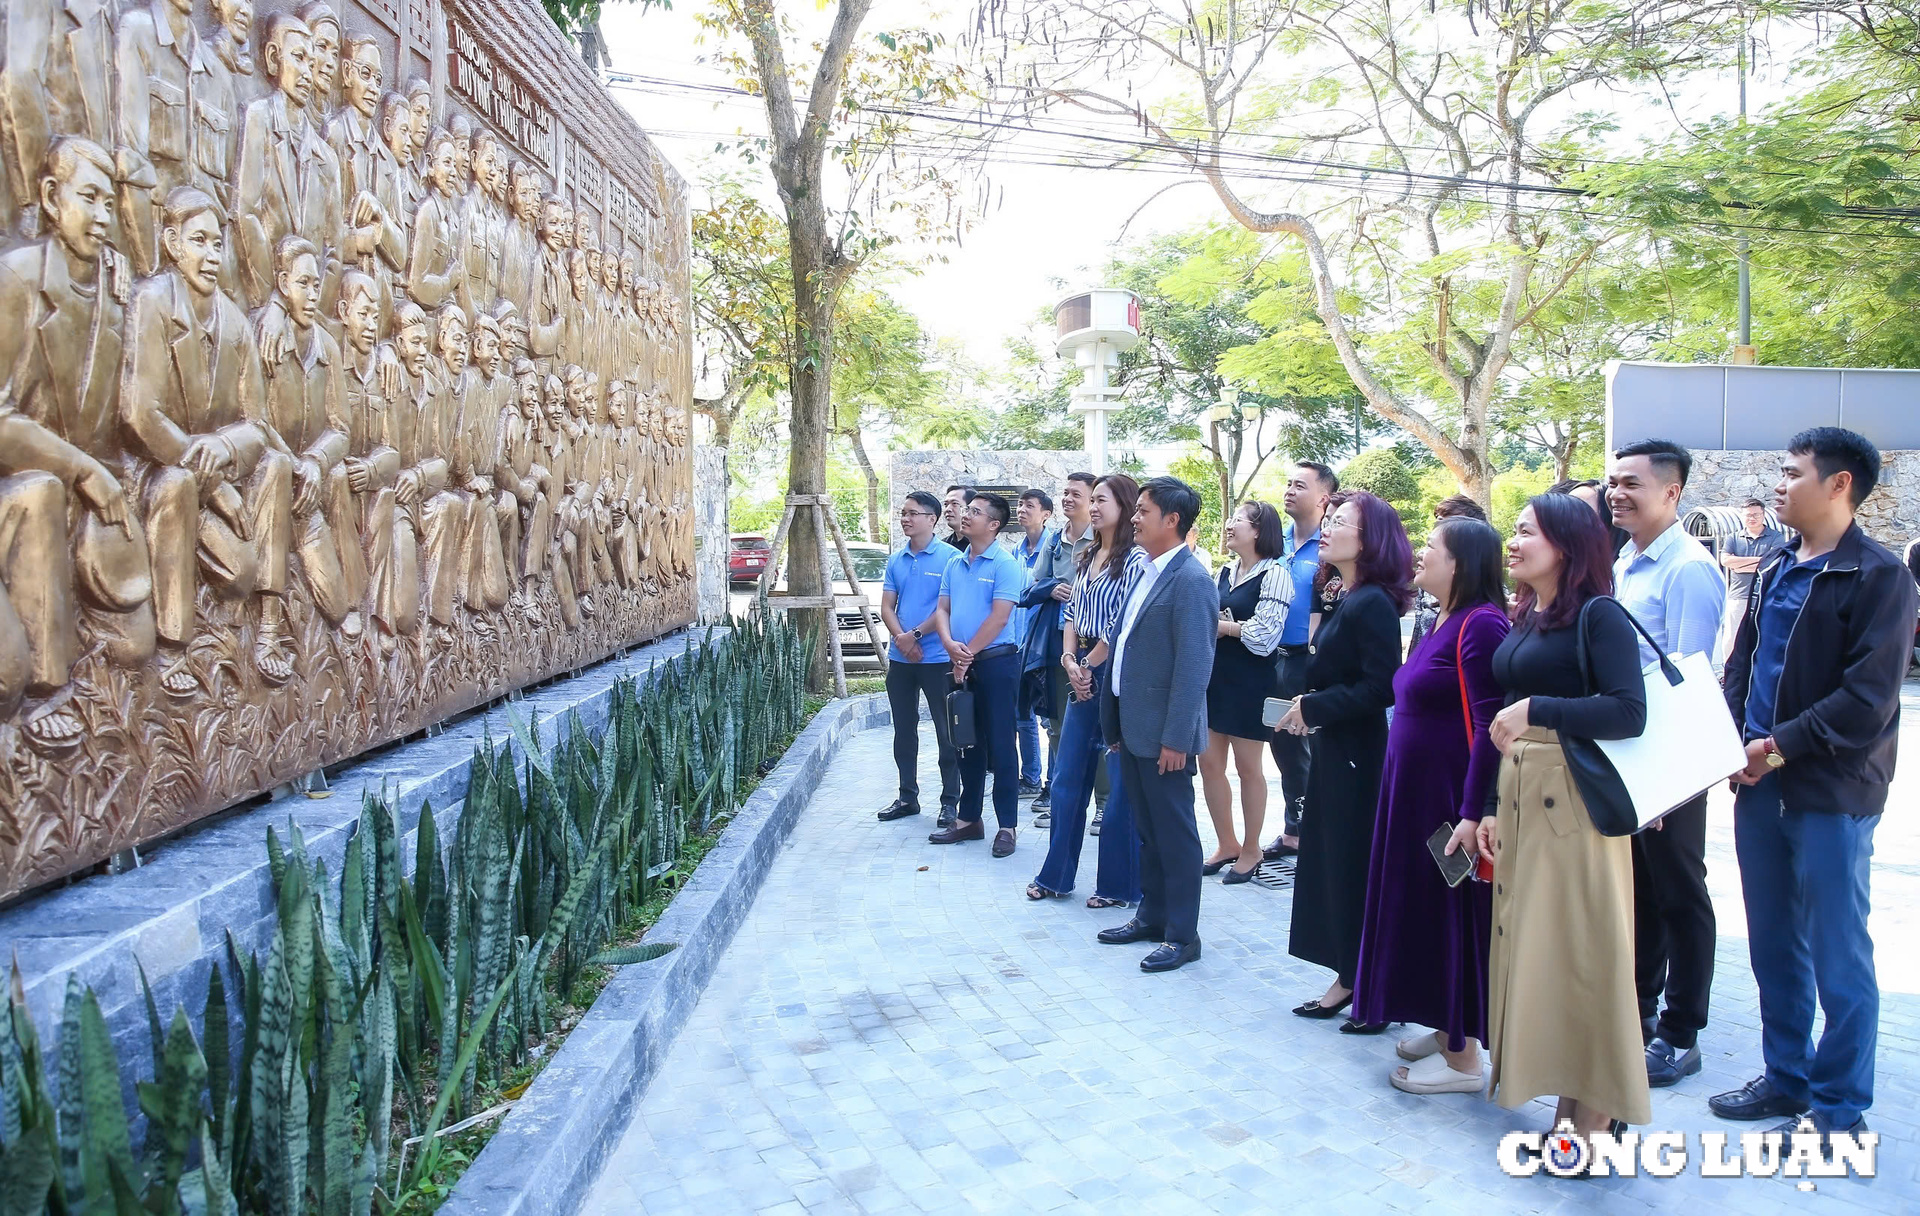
[[1274, 643, 1309, 657], [973, 642, 1019, 662]]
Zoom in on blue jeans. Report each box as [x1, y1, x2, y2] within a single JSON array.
[[1734, 771, 1880, 1128], [957, 650, 1020, 829], [1031, 666, 1141, 903], [1017, 708, 1044, 785]]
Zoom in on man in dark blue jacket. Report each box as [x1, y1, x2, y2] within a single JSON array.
[[1711, 427, 1918, 1149]]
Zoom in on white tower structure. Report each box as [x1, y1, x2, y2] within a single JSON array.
[[1053, 288, 1141, 473]]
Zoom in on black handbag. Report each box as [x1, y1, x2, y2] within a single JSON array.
[[946, 681, 977, 751], [1565, 597, 1682, 837]]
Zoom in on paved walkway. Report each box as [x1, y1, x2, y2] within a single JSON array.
[[582, 686, 1920, 1215]]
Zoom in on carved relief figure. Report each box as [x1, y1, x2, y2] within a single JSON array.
[[114, 0, 211, 273], [234, 11, 345, 308], [456, 127, 504, 318], [120, 187, 293, 691], [4, 0, 115, 236], [528, 195, 569, 364], [0, 138, 155, 748], [498, 160, 542, 307], [404, 77, 433, 166], [452, 311, 511, 624], [254, 235, 365, 637], [199, 0, 253, 206], [495, 356, 550, 601], [295, 2, 342, 123], [417, 302, 469, 630], [405, 127, 459, 309], [537, 372, 580, 628]]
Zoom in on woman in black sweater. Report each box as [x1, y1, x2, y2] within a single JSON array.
[[1478, 493, 1651, 1150], [1277, 491, 1411, 1032]]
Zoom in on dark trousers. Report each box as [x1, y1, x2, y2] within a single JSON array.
[[956, 651, 1020, 829], [885, 658, 959, 810], [1633, 791, 1715, 1047], [1735, 772, 1879, 1128], [1266, 647, 1312, 835], [1117, 747, 1202, 945], [1032, 668, 1141, 902]]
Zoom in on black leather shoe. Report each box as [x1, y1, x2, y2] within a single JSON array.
[[1096, 918, 1164, 945], [927, 820, 985, 845], [1767, 1112, 1869, 1160], [1221, 861, 1259, 885], [877, 799, 920, 821], [1709, 1075, 1807, 1121], [935, 804, 957, 830], [1140, 940, 1201, 973], [1201, 857, 1232, 876], [1291, 994, 1352, 1020], [1645, 1037, 1702, 1088], [1262, 838, 1297, 861], [1338, 1019, 1390, 1035]]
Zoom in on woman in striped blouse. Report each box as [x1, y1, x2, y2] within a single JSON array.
[[1028, 474, 1148, 907], [1201, 501, 1295, 883]]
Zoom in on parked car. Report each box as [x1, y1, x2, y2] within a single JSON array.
[[771, 541, 892, 667], [728, 534, 772, 586]]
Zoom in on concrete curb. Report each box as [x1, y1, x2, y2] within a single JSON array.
[[442, 693, 891, 1216]]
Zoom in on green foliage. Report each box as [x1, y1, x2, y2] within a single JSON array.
[[1337, 450, 1420, 509], [1489, 465, 1558, 543], [1, 613, 814, 1216]]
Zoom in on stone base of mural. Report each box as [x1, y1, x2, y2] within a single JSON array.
[[1685, 449, 1918, 550], [0, 626, 707, 1064], [887, 450, 1092, 537], [694, 445, 730, 623]]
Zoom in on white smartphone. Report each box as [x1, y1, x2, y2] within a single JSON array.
[[1262, 696, 1317, 732]]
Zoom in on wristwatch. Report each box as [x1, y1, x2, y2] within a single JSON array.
[[1762, 737, 1785, 769], [909, 627, 923, 641]]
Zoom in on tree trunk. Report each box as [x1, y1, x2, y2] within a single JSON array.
[[844, 427, 884, 543], [785, 235, 834, 688]]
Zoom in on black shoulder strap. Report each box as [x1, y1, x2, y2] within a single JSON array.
[[1578, 595, 1682, 693]]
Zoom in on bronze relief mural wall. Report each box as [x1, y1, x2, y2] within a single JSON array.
[[0, 0, 695, 899]]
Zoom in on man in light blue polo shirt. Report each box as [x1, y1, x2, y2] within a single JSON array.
[[928, 492, 1026, 856], [1607, 438, 1727, 1089], [1264, 460, 1335, 859], [877, 490, 963, 828]]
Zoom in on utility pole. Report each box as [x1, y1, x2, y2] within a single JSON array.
[[1732, 25, 1757, 365]]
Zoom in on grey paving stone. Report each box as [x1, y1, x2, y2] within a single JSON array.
[[579, 694, 1920, 1213]]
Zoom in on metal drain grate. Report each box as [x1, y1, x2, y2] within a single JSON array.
[[1249, 855, 1295, 890]]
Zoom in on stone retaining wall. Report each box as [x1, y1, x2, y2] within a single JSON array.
[[1684, 449, 1918, 550]]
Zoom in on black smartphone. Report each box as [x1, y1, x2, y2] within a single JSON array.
[[1427, 823, 1474, 888]]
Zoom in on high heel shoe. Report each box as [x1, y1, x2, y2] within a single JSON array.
[[1221, 861, 1260, 885], [1201, 857, 1234, 876], [1291, 993, 1353, 1020]]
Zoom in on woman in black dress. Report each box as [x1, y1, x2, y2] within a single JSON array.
[[1277, 491, 1413, 1033], [1200, 501, 1295, 882]]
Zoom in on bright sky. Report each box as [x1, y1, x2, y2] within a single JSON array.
[[595, 2, 1804, 382]]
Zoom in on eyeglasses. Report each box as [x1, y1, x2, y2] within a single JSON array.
[[898, 509, 933, 519]]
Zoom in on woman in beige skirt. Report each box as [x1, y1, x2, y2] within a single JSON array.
[[1478, 494, 1652, 1144]]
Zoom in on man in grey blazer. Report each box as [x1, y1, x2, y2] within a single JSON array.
[[1098, 476, 1216, 972]]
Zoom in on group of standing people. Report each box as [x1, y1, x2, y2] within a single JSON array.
[[872, 424, 1913, 1163]]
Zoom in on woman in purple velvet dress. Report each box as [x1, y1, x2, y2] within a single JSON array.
[[1351, 517, 1511, 1094]]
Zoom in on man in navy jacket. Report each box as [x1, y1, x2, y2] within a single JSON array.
[[1711, 427, 1918, 1148]]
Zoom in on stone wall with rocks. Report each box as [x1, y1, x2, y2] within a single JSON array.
[[695, 446, 731, 623], [1684, 449, 1919, 550], [888, 451, 1092, 547]]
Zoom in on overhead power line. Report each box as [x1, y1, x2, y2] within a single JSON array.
[[603, 70, 1920, 241]]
